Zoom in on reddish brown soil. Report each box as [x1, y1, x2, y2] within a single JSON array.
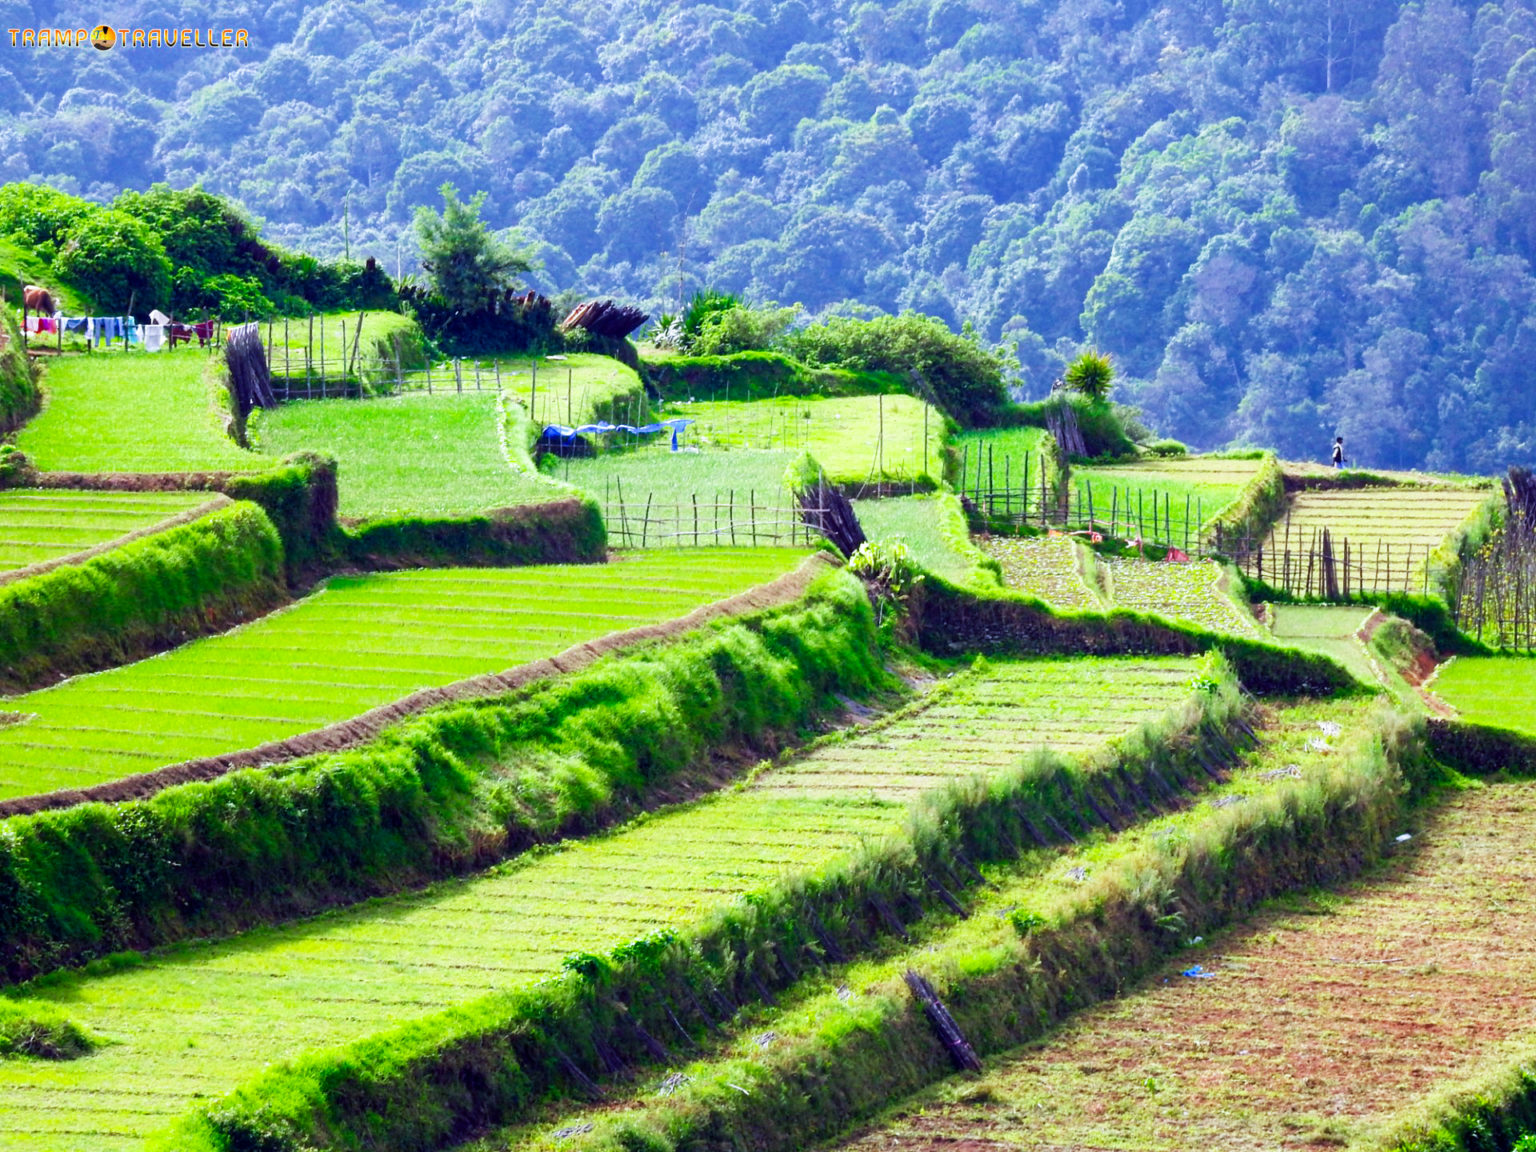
[[843, 783, 1536, 1151]]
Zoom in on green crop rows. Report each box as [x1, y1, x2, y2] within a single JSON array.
[[16, 351, 264, 474], [1106, 558, 1266, 638], [0, 655, 1197, 1151], [0, 548, 806, 802], [1431, 656, 1536, 736], [1266, 487, 1488, 584], [255, 391, 563, 519], [0, 491, 214, 573], [978, 535, 1100, 609]]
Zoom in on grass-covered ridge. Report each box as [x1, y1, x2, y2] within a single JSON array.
[[0, 548, 808, 804], [0, 654, 1206, 1150], [1431, 656, 1536, 737]]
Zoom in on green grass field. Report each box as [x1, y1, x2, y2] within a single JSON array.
[[1073, 455, 1263, 541], [0, 491, 215, 573], [978, 534, 1101, 609], [561, 449, 796, 515], [830, 775, 1536, 1152], [1105, 557, 1266, 637], [1264, 487, 1491, 589], [16, 351, 264, 473], [261, 311, 422, 381], [854, 495, 991, 588], [254, 391, 562, 519], [659, 395, 944, 488], [0, 655, 1198, 1151], [1431, 656, 1536, 735], [0, 549, 807, 801], [1269, 603, 1384, 690]]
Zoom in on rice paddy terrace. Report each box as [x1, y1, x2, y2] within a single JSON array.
[[835, 780, 1536, 1152], [0, 490, 219, 574], [0, 548, 807, 803], [0, 656, 1200, 1151]]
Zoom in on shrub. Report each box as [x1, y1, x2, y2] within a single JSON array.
[[47, 208, 172, 313], [1064, 349, 1115, 401], [690, 303, 801, 355], [782, 312, 1012, 427], [0, 313, 40, 435], [1147, 438, 1188, 457]]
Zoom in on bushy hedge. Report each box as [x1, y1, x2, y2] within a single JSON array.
[[0, 500, 286, 693], [0, 569, 885, 982], [221, 451, 340, 576], [643, 350, 903, 402], [160, 652, 1247, 1152], [1207, 450, 1286, 547]]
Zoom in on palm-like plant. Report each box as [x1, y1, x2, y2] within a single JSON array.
[[1064, 350, 1115, 402]]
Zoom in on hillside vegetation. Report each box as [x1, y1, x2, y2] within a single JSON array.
[[6, 0, 1536, 468]]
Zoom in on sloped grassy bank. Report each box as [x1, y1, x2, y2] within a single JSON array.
[[548, 701, 1439, 1152], [0, 565, 883, 983], [0, 499, 286, 693], [156, 653, 1251, 1152], [910, 568, 1357, 695]]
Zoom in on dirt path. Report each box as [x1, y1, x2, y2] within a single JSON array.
[[841, 782, 1536, 1151]]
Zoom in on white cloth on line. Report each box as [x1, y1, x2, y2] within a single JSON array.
[[149, 309, 171, 326], [142, 324, 165, 352]]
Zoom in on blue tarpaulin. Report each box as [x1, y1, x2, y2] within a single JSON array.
[[541, 418, 695, 451]]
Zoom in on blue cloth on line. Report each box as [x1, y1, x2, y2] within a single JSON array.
[[541, 418, 695, 451], [124, 316, 138, 345], [63, 317, 89, 333]]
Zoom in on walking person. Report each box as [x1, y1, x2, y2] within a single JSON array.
[[1331, 436, 1345, 470]]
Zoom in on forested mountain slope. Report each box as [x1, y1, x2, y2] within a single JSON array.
[[4, 0, 1536, 469]]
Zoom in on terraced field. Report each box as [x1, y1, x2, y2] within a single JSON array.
[[503, 698, 1372, 1152], [0, 548, 807, 802], [978, 535, 1100, 609], [1432, 656, 1536, 736], [255, 391, 562, 518], [1073, 455, 1264, 539], [837, 779, 1536, 1152], [663, 395, 944, 487], [1106, 558, 1266, 637], [1264, 487, 1490, 590], [854, 495, 993, 588], [0, 655, 1200, 1151], [0, 491, 216, 573], [17, 351, 263, 473], [1268, 604, 1382, 688]]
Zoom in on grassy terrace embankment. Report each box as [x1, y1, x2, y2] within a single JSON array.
[[0, 548, 806, 803], [495, 696, 1384, 1152], [0, 491, 217, 573], [0, 656, 1201, 1152], [833, 777, 1536, 1152], [16, 352, 262, 473]]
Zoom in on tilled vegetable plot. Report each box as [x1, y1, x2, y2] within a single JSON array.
[[978, 535, 1100, 609], [835, 779, 1536, 1152], [0, 656, 1197, 1151], [0, 548, 807, 802], [0, 491, 216, 573], [1106, 558, 1266, 638]]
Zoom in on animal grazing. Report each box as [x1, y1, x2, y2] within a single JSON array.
[[22, 285, 54, 314]]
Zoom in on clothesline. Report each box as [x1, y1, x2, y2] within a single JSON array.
[[22, 313, 217, 351]]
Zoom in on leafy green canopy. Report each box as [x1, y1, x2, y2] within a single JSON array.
[[784, 312, 1011, 426], [414, 183, 534, 312]]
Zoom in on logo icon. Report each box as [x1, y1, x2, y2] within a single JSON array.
[[90, 24, 114, 50]]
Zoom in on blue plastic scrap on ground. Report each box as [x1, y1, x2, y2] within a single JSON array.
[[542, 418, 695, 451], [1182, 965, 1216, 979]]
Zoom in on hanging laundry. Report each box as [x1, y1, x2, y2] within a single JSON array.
[[93, 316, 123, 346], [142, 324, 165, 353], [63, 317, 88, 334], [24, 317, 41, 333], [149, 309, 171, 326], [123, 316, 138, 345], [38, 316, 56, 334]]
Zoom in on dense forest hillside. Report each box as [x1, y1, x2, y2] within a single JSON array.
[[3, 0, 1536, 469]]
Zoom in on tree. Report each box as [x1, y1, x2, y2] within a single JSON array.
[[413, 183, 533, 312]]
